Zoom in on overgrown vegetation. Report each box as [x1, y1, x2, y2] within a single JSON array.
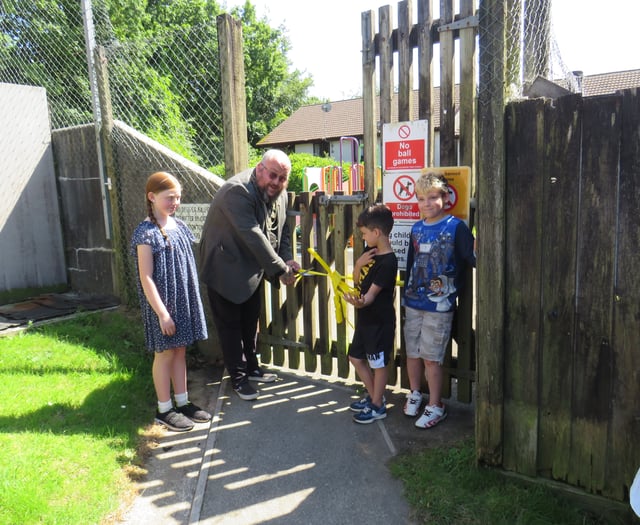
[[0, 0, 316, 165], [390, 439, 626, 525]]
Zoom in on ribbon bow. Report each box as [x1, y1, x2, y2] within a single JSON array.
[[297, 248, 358, 325]]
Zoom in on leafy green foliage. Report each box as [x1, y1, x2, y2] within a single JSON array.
[[288, 152, 337, 194], [1, 0, 316, 167]]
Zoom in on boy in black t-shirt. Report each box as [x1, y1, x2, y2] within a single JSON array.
[[343, 204, 398, 424]]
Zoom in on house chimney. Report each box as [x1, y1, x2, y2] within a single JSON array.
[[572, 71, 584, 94]]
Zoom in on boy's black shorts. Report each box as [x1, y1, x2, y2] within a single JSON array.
[[348, 322, 394, 369]]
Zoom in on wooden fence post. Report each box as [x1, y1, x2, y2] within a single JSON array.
[[217, 14, 248, 176], [94, 45, 131, 303], [361, 10, 377, 205], [476, 0, 508, 465]]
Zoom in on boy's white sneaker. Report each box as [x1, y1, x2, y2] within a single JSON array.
[[403, 390, 423, 417], [415, 404, 447, 429]]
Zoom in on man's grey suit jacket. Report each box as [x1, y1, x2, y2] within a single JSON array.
[[199, 168, 292, 304]]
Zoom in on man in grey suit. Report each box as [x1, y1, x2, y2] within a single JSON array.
[[200, 149, 300, 400]]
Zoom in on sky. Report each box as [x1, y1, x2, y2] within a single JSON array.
[[224, 0, 640, 102]]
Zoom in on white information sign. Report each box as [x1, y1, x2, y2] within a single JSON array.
[[382, 120, 429, 270], [174, 203, 210, 242]]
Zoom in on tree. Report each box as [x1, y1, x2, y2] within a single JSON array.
[[230, 2, 313, 146], [0, 0, 315, 165]]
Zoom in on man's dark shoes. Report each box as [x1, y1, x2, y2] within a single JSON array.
[[234, 381, 259, 400], [155, 408, 194, 432], [176, 402, 212, 423], [247, 367, 278, 383]]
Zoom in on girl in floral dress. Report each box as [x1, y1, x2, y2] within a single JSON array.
[[130, 172, 209, 431]]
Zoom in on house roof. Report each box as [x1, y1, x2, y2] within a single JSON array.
[[258, 69, 640, 148], [574, 69, 640, 95]]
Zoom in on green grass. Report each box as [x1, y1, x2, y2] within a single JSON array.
[[0, 309, 155, 525], [390, 438, 626, 525]]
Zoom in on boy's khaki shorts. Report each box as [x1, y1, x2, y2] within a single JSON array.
[[403, 307, 453, 365]]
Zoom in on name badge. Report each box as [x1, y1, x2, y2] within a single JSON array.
[[419, 243, 431, 253]]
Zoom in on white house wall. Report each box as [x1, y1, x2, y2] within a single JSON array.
[[0, 83, 66, 292]]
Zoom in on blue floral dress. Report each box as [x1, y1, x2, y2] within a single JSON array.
[[130, 219, 208, 352]]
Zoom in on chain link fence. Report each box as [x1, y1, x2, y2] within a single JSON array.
[[479, 0, 576, 106], [1, 0, 575, 301], [1, 0, 226, 303]]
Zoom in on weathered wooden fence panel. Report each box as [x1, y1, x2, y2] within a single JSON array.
[[503, 97, 545, 477], [569, 95, 619, 494], [607, 88, 640, 499], [537, 94, 581, 482], [503, 90, 640, 502]]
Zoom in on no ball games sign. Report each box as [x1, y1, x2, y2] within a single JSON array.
[[383, 121, 428, 171]]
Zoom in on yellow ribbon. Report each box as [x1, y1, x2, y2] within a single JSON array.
[[295, 248, 405, 324], [299, 248, 357, 325]]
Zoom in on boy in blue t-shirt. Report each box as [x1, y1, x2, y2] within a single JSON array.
[[343, 204, 398, 424], [402, 173, 475, 428]]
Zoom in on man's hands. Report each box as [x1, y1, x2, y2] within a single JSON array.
[[279, 259, 301, 285]]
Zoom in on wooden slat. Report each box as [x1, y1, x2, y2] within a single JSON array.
[[458, 0, 477, 178], [397, 0, 413, 121], [317, 195, 333, 375], [568, 95, 619, 494], [270, 283, 283, 364], [536, 94, 582, 482], [333, 200, 350, 378], [416, 0, 434, 164], [439, 0, 456, 166], [476, 0, 507, 466], [299, 192, 318, 373], [379, 6, 394, 126], [502, 98, 545, 476], [607, 88, 640, 499], [361, 10, 377, 206], [458, 2, 478, 404]]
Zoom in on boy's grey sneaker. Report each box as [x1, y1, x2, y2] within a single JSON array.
[[247, 368, 278, 383], [349, 394, 386, 412], [415, 404, 447, 429], [234, 381, 259, 400], [155, 408, 194, 432], [353, 403, 387, 424], [176, 402, 211, 423], [403, 390, 423, 417]]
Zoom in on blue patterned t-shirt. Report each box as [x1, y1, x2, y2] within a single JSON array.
[[402, 215, 475, 312]]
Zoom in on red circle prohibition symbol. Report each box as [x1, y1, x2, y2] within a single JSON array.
[[398, 125, 411, 139], [444, 184, 458, 210], [394, 176, 415, 201]]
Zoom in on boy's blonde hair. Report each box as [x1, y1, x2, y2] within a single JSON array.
[[415, 172, 449, 196]]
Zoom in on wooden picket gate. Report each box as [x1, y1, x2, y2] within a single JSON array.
[[255, 0, 479, 402], [256, 189, 475, 402]]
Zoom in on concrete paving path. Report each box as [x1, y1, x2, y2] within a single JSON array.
[[121, 366, 474, 524]]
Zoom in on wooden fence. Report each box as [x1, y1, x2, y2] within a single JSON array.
[[253, 1, 479, 403], [257, 190, 475, 402], [493, 89, 640, 503]]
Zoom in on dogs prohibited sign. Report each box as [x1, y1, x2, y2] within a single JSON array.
[[393, 175, 415, 201]]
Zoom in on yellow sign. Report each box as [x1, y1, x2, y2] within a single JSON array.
[[422, 166, 471, 223]]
